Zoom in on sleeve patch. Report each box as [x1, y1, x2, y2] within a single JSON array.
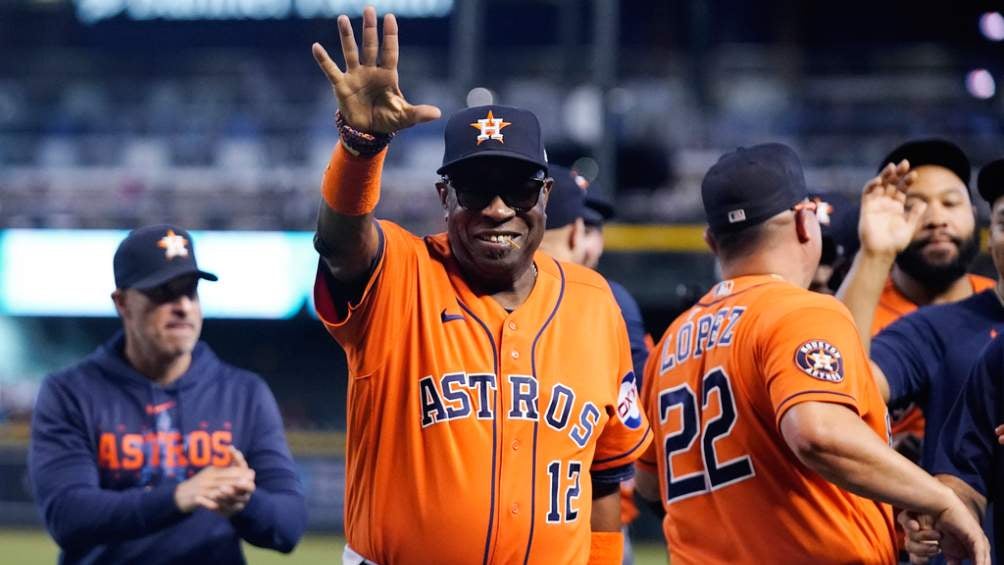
[[617, 371, 643, 430], [794, 339, 844, 383]]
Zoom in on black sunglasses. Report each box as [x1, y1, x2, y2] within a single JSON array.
[[140, 276, 199, 304], [442, 175, 547, 212]]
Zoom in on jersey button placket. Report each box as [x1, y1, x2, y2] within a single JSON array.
[[497, 316, 531, 543]]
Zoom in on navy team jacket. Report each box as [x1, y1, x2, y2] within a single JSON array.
[[28, 332, 308, 565]]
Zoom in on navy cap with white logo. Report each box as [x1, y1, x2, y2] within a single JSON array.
[[437, 105, 548, 175], [113, 224, 218, 290], [701, 143, 809, 234]]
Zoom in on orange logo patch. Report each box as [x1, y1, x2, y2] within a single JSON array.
[[470, 110, 510, 145], [794, 339, 844, 383]]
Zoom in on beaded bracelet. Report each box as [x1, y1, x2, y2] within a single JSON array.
[[336, 110, 395, 157]]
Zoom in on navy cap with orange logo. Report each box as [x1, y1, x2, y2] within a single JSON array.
[[113, 224, 218, 290], [437, 105, 548, 175]]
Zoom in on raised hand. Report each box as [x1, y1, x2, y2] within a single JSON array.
[[312, 6, 441, 134], [858, 159, 926, 258]]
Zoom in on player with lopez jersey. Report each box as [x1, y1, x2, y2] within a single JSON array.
[[639, 276, 895, 563]]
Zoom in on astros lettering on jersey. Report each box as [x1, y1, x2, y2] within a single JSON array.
[[314, 160, 651, 564], [639, 275, 896, 565]]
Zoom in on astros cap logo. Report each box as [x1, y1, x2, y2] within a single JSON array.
[[470, 110, 511, 145], [157, 229, 189, 260]]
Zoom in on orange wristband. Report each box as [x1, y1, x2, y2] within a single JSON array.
[[588, 531, 624, 565], [320, 142, 387, 216]]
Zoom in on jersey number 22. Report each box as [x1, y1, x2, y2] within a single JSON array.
[[659, 367, 755, 503]]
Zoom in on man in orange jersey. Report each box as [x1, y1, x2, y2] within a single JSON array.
[[309, 8, 651, 564], [838, 140, 992, 460], [634, 143, 988, 564]]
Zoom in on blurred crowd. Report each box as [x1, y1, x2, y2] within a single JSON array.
[[1, 46, 1002, 232]]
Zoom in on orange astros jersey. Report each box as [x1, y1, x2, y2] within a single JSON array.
[[639, 275, 896, 565], [315, 220, 652, 565]]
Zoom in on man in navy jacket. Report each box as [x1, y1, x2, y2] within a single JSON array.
[[29, 224, 307, 564]]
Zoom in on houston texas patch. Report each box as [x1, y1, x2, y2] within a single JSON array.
[[794, 339, 844, 383]]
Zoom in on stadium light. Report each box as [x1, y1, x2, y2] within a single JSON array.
[[980, 12, 1004, 42], [965, 69, 996, 100]]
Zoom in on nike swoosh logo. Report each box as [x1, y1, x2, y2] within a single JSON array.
[[145, 401, 176, 415], [441, 309, 464, 323]]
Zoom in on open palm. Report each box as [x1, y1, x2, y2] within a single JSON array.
[[312, 7, 441, 134], [858, 159, 927, 256]]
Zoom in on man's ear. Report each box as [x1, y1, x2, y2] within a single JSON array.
[[435, 182, 450, 220], [569, 217, 585, 252], [111, 289, 127, 317], [704, 227, 719, 254], [794, 209, 812, 244], [541, 178, 554, 202]]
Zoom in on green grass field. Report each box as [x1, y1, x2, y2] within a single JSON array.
[[1, 529, 669, 564]]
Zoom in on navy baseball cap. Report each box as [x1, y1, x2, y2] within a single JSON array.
[[545, 165, 587, 229], [978, 158, 1004, 206], [437, 105, 548, 175], [879, 139, 971, 187], [815, 192, 860, 261], [584, 194, 615, 227], [113, 224, 218, 290], [701, 143, 809, 234]]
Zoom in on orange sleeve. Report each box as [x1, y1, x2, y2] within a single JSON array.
[[314, 219, 420, 375], [592, 315, 654, 472], [760, 300, 874, 428]]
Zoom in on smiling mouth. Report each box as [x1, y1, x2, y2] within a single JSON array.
[[477, 233, 520, 246], [923, 238, 957, 249]]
